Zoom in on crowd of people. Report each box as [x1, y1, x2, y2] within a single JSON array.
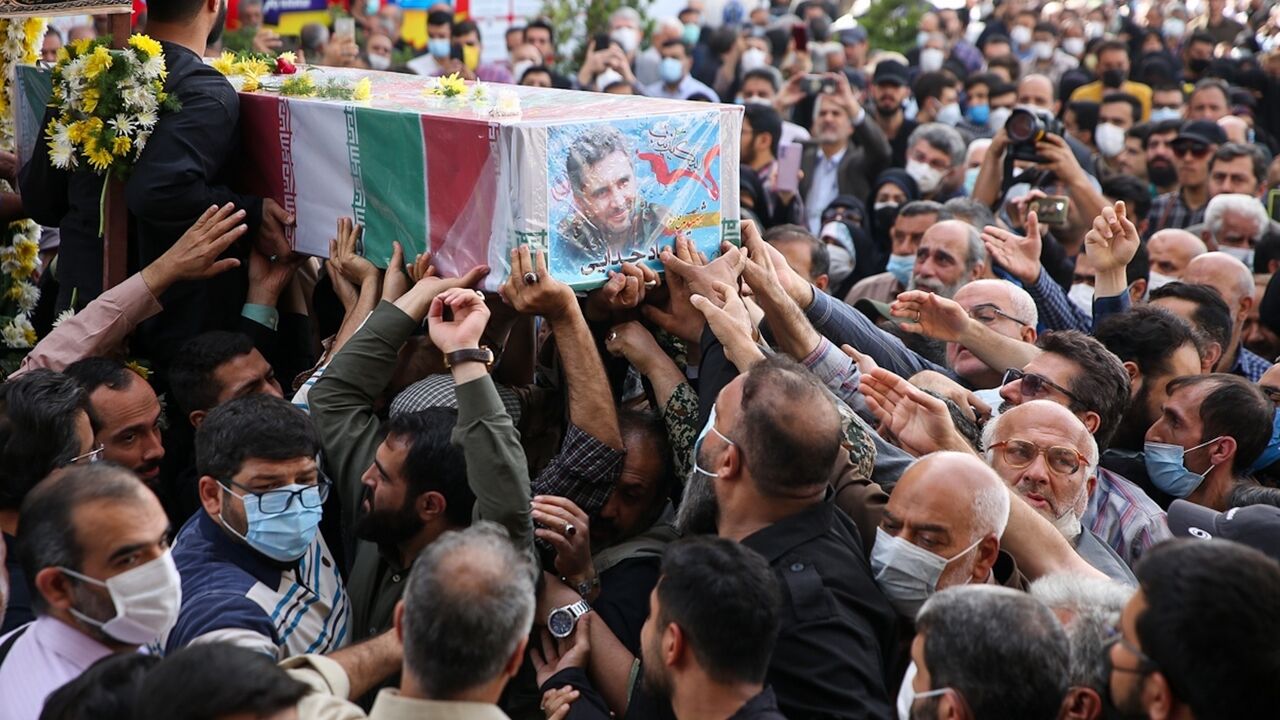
[[3, 0, 1280, 719]]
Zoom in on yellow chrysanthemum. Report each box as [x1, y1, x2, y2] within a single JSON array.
[[353, 77, 371, 102], [233, 58, 270, 78], [55, 46, 69, 64], [212, 50, 236, 75], [112, 135, 132, 155], [83, 45, 113, 80], [128, 34, 162, 58], [70, 37, 93, 56], [81, 88, 100, 113], [437, 73, 466, 97], [125, 360, 150, 381], [66, 120, 89, 143], [14, 239, 37, 264], [22, 327, 36, 346], [241, 74, 260, 93], [88, 147, 114, 171], [5, 284, 20, 302]]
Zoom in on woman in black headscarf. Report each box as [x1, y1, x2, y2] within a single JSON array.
[[864, 169, 919, 272]]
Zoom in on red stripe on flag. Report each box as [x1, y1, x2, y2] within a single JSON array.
[[235, 93, 287, 211], [422, 116, 495, 255]]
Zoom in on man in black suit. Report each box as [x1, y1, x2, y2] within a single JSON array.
[[799, 72, 891, 235]]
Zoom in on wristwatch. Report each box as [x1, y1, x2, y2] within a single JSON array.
[[547, 599, 591, 638], [443, 346, 494, 369]]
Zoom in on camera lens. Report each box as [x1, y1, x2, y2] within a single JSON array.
[[1006, 109, 1038, 143]]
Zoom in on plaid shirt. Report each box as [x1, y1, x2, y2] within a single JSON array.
[[531, 423, 624, 517], [1233, 345, 1273, 382], [1144, 190, 1205, 238], [1085, 466, 1171, 568], [1028, 269, 1092, 333]]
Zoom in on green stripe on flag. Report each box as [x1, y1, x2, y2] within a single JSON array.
[[346, 106, 428, 268]]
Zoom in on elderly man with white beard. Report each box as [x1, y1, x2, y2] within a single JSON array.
[[982, 401, 1136, 583]]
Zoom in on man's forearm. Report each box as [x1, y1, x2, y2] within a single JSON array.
[[972, 151, 1004, 208], [757, 287, 822, 362], [550, 308, 623, 449], [331, 277, 381, 356], [956, 318, 1040, 375], [584, 612, 638, 715], [323, 630, 401, 699]]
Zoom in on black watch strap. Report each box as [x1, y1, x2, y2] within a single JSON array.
[[444, 347, 494, 368]]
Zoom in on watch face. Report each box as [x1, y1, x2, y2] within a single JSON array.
[[548, 609, 573, 637]]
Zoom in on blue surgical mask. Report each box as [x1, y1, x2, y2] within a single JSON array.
[[660, 56, 685, 85], [1144, 438, 1221, 498], [1251, 409, 1280, 472], [682, 23, 701, 45], [966, 103, 990, 126], [1149, 106, 1182, 123], [220, 483, 325, 562], [886, 253, 915, 286], [963, 166, 980, 196], [428, 38, 451, 58]]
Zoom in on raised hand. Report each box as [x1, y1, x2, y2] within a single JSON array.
[[890, 290, 971, 343], [143, 203, 247, 294], [982, 210, 1042, 285], [326, 217, 379, 288], [1084, 201, 1140, 273], [531, 495, 595, 588], [908, 369, 992, 424], [585, 261, 660, 319], [396, 255, 490, 324], [859, 366, 969, 457], [540, 686, 580, 720], [530, 614, 594, 689], [604, 320, 668, 372], [691, 280, 763, 369], [739, 219, 786, 303], [258, 197, 295, 261], [498, 245, 578, 321], [427, 286, 491, 354], [380, 241, 410, 303], [247, 246, 306, 308], [642, 235, 715, 344]]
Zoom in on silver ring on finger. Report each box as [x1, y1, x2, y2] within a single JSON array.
[[523, 271, 539, 284], [644, 280, 658, 289], [916, 311, 921, 323], [564, 522, 576, 538], [607, 331, 618, 342]]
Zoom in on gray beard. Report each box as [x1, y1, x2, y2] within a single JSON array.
[[675, 470, 719, 536]]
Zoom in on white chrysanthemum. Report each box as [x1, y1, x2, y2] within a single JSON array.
[[134, 129, 151, 152], [142, 54, 165, 80], [15, 281, 39, 312], [2, 320, 28, 349], [135, 109, 158, 128], [110, 114, 134, 136], [50, 136, 75, 168], [123, 86, 151, 111], [0, 249, 18, 275], [52, 308, 75, 329]]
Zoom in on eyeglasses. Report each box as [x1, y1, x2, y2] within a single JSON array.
[[1171, 142, 1211, 158], [64, 443, 105, 467], [1261, 384, 1280, 406], [221, 477, 332, 515], [988, 439, 1087, 475], [969, 303, 1028, 326], [1103, 629, 1159, 675], [1001, 368, 1083, 406]]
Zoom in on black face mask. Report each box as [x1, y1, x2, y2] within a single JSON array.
[[1101, 68, 1126, 88], [874, 204, 900, 235], [1188, 57, 1211, 74]]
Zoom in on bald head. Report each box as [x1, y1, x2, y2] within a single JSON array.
[[1148, 229, 1208, 279], [1017, 73, 1055, 110], [1218, 116, 1249, 145], [1183, 252, 1254, 316], [894, 452, 1011, 540], [983, 400, 1098, 521]]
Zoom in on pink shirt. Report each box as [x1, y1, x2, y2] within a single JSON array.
[[0, 617, 115, 720]]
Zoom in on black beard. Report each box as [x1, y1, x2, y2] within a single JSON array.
[[1147, 162, 1177, 188], [875, 102, 901, 118], [354, 490, 425, 548], [675, 467, 718, 536], [1111, 382, 1154, 452]]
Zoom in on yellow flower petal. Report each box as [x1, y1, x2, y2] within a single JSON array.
[[128, 34, 162, 58], [353, 77, 371, 102]]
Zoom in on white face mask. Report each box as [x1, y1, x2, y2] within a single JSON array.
[[740, 47, 768, 73], [1011, 25, 1032, 47], [1147, 270, 1177, 292], [1032, 41, 1055, 60], [827, 244, 854, 285], [1095, 122, 1126, 158], [596, 67, 624, 91], [1062, 37, 1085, 57], [906, 159, 946, 194], [59, 550, 183, 645], [1164, 18, 1186, 41], [1149, 106, 1182, 123], [1218, 244, 1255, 269], [1068, 283, 1094, 316], [367, 53, 392, 71], [920, 47, 946, 73], [988, 106, 1013, 133], [935, 101, 963, 127], [610, 27, 639, 55], [870, 527, 983, 619]]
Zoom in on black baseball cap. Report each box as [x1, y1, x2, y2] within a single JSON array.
[[1175, 119, 1227, 147], [1168, 499, 1280, 565], [873, 60, 909, 87]]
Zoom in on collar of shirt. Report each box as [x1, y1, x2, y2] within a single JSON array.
[[192, 509, 293, 587], [31, 615, 114, 669], [819, 146, 847, 167], [729, 686, 783, 719], [369, 689, 512, 720], [740, 501, 833, 562]]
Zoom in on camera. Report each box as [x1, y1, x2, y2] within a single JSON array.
[[1005, 107, 1064, 163]]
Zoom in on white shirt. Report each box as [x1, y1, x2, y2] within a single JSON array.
[[642, 74, 720, 102], [0, 616, 115, 720], [805, 146, 846, 234]]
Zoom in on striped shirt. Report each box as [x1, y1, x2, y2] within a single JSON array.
[[1084, 467, 1171, 568], [164, 511, 350, 659]]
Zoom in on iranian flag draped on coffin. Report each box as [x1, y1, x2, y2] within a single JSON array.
[[234, 68, 742, 291]]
